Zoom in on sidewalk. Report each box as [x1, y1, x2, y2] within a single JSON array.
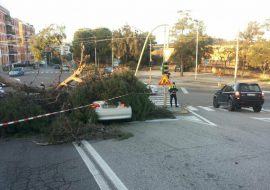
[[169, 72, 270, 90]]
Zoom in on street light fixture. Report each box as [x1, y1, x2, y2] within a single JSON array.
[[194, 20, 199, 80], [135, 24, 169, 76]]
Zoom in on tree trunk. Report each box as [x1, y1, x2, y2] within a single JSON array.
[[241, 59, 245, 78], [180, 56, 184, 77], [224, 60, 227, 75]]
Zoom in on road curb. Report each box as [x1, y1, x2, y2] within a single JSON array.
[[168, 106, 190, 115]]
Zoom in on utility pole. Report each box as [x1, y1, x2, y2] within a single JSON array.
[[94, 36, 97, 67], [149, 39, 152, 84], [195, 20, 199, 80], [111, 35, 114, 70], [234, 32, 239, 83]]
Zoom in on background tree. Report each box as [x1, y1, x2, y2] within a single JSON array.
[[30, 25, 66, 64], [93, 28, 112, 64], [171, 10, 213, 76], [72, 28, 112, 64], [239, 21, 264, 76], [112, 25, 156, 66], [72, 28, 94, 63], [247, 40, 270, 77]]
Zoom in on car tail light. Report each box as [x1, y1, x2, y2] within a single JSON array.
[[235, 91, 240, 97], [90, 103, 100, 109]]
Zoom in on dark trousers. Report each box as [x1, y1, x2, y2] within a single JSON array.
[[170, 94, 177, 107]]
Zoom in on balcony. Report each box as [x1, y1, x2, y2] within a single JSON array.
[[6, 28, 16, 35], [5, 15, 13, 26], [8, 46, 18, 54]]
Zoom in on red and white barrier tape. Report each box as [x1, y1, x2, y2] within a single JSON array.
[[0, 105, 90, 128], [0, 92, 151, 128]]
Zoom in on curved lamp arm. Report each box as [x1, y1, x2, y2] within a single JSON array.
[[134, 24, 169, 76]]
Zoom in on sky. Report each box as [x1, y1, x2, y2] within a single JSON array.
[[1, 0, 269, 43]]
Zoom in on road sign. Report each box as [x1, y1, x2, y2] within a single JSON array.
[[158, 74, 171, 86], [163, 48, 174, 62]]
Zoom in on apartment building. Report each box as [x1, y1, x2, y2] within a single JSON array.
[[0, 5, 9, 67], [0, 4, 35, 69]]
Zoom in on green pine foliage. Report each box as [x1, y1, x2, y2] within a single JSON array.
[[0, 71, 174, 140], [0, 93, 49, 135]]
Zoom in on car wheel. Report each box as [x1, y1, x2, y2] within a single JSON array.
[[253, 106, 262, 112], [236, 105, 241, 110], [228, 99, 235, 111], [213, 97, 220, 108]]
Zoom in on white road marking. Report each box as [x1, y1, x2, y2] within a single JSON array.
[[262, 108, 270, 112], [180, 87, 189, 94], [149, 96, 169, 100], [242, 107, 254, 112], [149, 95, 178, 106], [178, 115, 204, 123], [146, 118, 179, 122], [186, 106, 198, 111], [145, 115, 215, 126], [263, 91, 270, 94], [198, 106, 214, 111], [73, 142, 111, 190], [186, 109, 217, 126], [251, 117, 270, 123], [82, 140, 128, 190]]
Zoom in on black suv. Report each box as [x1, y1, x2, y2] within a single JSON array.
[[213, 83, 264, 112]]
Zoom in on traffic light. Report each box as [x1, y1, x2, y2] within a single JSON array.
[[162, 62, 169, 74]]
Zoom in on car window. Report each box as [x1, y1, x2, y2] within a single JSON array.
[[224, 85, 234, 92], [102, 102, 118, 108], [232, 85, 236, 91], [221, 85, 227, 92], [240, 84, 261, 92]]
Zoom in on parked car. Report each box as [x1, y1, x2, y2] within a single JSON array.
[[62, 65, 70, 71], [144, 83, 158, 95], [213, 83, 264, 112], [104, 66, 113, 74], [54, 64, 61, 69], [0, 87, 5, 98], [174, 65, 181, 72], [0, 82, 7, 87], [8, 67, 24, 77], [90, 101, 132, 121]]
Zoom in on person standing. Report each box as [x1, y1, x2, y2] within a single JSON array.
[[169, 82, 178, 107]]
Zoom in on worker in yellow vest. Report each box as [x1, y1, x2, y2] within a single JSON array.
[[168, 82, 179, 107]]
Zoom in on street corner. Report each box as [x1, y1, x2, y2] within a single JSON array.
[[167, 105, 189, 115]]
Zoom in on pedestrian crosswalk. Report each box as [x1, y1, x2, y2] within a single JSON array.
[[149, 96, 270, 113], [149, 94, 179, 107], [148, 85, 188, 106], [251, 117, 270, 123], [187, 105, 270, 113], [148, 85, 270, 113]]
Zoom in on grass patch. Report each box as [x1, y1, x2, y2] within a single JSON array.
[[260, 78, 270, 82]]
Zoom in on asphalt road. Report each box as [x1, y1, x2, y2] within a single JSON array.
[[1, 69, 270, 189], [0, 138, 99, 190], [0, 66, 73, 88], [89, 118, 270, 190]]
